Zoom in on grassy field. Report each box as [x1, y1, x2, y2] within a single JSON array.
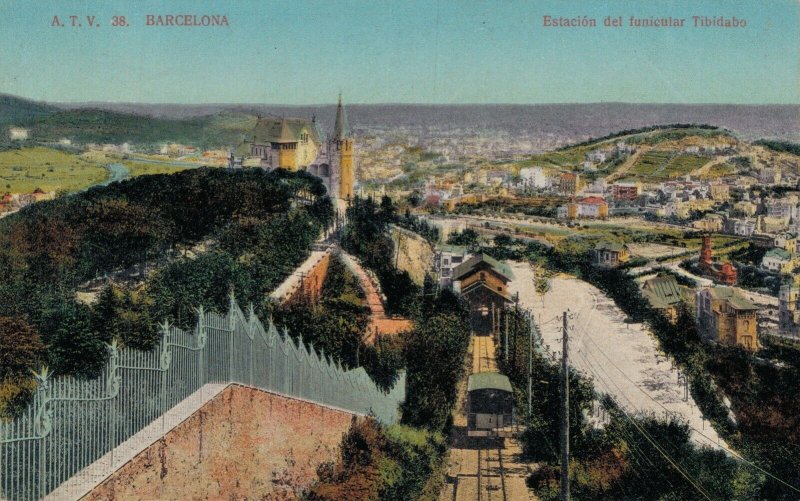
[[0, 147, 107, 193], [700, 162, 737, 179], [515, 127, 737, 182], [627, 151, 707, 180], [122, 160, 194, 177], [81, 150, 199, 177]]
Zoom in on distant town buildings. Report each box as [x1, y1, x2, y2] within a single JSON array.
[[7, 127, 28, 141], [698, 235, 738, 285], [519, 167, 549, 189], [709, 184, 730, 201], [586, 150, 608, 163], [559, 196, 609, 219], [558, 173, 580, 196], [641, 275, 686, 324], [593, 241, 631, 268], [696, 286, 759, 351], [691, 214, 725, 232], [761, 248, 793, 273], [759, 167, 781, 185], [725, 218, 756, 237], [434, 244, 472, 288], [0, 188, 55, 213], [612, 182, 639, 201]]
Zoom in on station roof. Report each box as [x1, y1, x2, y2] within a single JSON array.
[[468, 372, 513, 393], [452, 253, 513, 281]]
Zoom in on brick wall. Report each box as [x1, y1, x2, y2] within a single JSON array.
[[85, 385, 357, 500], [286, 252, 332, 305]]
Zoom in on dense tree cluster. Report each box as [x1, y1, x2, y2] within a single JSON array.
[[395, 208, 440, 244], [0, 168, 332, 392], [342, 196, 420, 317], [753, 139, 800, 156], [308, 419, 446, 501], [272, 254, 371, 370], [401, 285, 471, 432]]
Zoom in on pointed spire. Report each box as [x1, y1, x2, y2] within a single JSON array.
[[332, 92, 350, 140]]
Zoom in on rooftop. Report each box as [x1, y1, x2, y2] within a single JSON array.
[[642, 275, 684, 309], [468, 371, 513, 393], [453, 253, 514, 281], [251, 117, 323, 145], [595, 241, 629, 253], [764, 248, 792, 260], [704, 286, 759, 310]]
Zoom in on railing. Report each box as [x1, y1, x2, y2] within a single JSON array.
[[0, 295, 405, 501]]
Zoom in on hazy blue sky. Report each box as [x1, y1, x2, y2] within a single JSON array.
[[0, 0, 797, 104]]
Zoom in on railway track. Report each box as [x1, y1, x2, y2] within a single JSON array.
[[476, 444, 508, 501], [472, 335, 497, 374], [448, 336, 530, 501]]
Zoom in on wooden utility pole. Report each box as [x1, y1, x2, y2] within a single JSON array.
[[528, 311, 533, 418], [504, 309, 509, 363], [560, 311, 570, 501]]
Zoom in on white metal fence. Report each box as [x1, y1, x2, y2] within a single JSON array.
[[0, 296, 405, 500]]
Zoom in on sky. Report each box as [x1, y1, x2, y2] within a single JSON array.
[[0, 0, 798, 105]]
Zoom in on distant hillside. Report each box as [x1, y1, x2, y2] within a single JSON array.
[[58, 101, 800, 143], [25, 109, 254, 148], [3, 93, 799, 149], [0, 94, 59, 126]]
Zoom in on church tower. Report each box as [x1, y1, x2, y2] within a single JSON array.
[[330, 93, 355, 200]]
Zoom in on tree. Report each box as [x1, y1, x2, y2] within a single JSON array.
[[535, 269, 551, 308], [402, 312, 470, 431], [447, 228, 480, 249], [0, 316, 43, 381], [40, 300, 106, 379]]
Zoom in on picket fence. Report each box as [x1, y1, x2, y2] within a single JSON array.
[[0, 296, 405, 500]]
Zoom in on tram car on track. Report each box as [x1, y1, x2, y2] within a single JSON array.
[[467, 371, 515, 437]]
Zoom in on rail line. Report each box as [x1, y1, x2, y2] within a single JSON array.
[[449, 336, 529, 501], [475, 444, 508, 501]]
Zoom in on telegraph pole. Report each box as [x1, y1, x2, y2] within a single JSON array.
[[528, 311, 533, 418], [560, 311, 570, 501], [504, 309, 509, 363]]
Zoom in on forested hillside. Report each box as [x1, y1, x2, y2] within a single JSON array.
[[0, 168, 332, 415]]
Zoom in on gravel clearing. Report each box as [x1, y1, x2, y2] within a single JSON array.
[[508, 261, 731, 451]]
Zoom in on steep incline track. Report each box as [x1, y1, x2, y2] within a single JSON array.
[[442, 336, 534, 501]]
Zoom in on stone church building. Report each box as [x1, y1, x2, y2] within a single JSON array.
[[230, 94, 355, 202]]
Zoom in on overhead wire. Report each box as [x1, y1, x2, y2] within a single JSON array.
[[574, 323, 800, 494]]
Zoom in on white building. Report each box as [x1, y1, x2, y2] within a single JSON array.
[[586, 150, 608, 163], [519, 167, 550, 189], [434, 244, 472, 288], [729, 218, 757, 237], [766, 199, 798, 221], [8, 127, 28, 141], [762, 248, 792, 273]]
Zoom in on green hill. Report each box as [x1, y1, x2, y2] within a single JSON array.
[[26, 109, 254, 148], [0, 94, 59, 126]]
